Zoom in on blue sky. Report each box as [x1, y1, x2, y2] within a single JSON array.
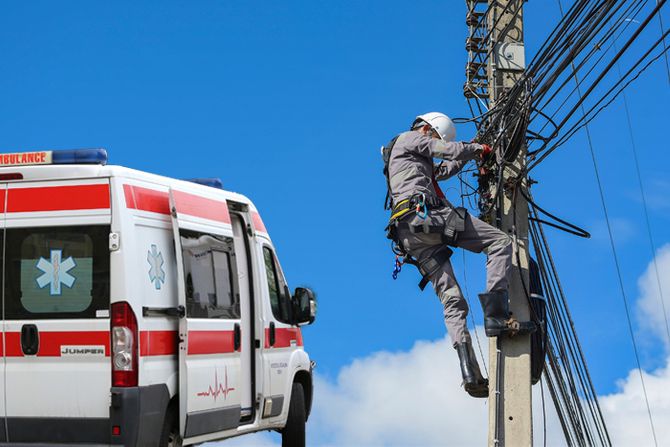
[[1, 1, 669, 445]]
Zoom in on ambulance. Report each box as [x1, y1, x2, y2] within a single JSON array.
[[0, 149, 316, 446]]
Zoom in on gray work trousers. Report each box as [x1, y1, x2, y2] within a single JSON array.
[[398, 209, 512, 346]]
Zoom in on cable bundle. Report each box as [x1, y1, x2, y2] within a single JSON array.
[[529, 202, 611, 447], [465, 0, 669, 215], [460, 1, 670, 445]]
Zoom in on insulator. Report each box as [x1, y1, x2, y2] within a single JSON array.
[[466, 11, 485, 27], [466, 36, 485, 52], [463, 82, 489, 99], [466, 61, 485, 76]]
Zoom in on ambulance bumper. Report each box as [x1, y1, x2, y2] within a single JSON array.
[[110, 384, 170, 447]]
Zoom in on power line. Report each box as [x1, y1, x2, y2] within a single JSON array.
[[582, 124, 657, 446], [615, 65, 670, 346], [656, 0, 670, 84], [555, 2, 658, 443]]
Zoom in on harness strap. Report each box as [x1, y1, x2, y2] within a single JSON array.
[[415, 246, 453, 291], [382, 136, 400, 210], [390, 194, 445, 223]]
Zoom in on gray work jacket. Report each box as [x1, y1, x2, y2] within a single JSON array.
[[388, 130, 481, 209]]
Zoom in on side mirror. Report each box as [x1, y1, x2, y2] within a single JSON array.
[[292, 287, 316, 325]]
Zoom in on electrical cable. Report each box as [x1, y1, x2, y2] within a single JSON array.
[[520, 188, 591, 239], [463, 1, 668, 444], [656, 0, 670, 84], [615, 60, 670, 346], [566, 47, 659, 447], [528, 0, 668, 172]]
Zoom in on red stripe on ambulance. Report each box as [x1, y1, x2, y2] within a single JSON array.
[[6, 184, 110, 213], [187, 330, 237, 355], [123, 184, 171, 215], [264, 327, 303, 349], [172, 190, 231, 224], [251, 211, 267, 233], [140, 330, 178, 356], [2, 331, 110, 357], [124, 185, 231, 224]]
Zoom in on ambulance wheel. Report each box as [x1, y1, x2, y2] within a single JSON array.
[[281, 382, 306, 447], [159, 404, 182, 447]]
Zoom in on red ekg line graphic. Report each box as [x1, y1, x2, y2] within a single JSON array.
[[196, 367, 235, 401]]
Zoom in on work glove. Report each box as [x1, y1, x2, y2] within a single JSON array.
[[480, 144, 493, 158]]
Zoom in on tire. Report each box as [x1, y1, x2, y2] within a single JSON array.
[[159, 404, 182, 447], [282, 382, 306, 447]]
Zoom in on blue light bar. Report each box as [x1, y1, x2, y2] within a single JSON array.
[[52, 148, 108, 165], [185, 178, 223, 189]]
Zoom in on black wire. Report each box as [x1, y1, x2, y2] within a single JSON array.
[[578, 72, 660, 447], [466, 2, 668, 443], [516, 186, 609, 446], [615, 60, 670, 346], [656, 0, 670, 84], [528, 0, 668, 171], [534, 29, 670, 165], [520, 188, 591, 239]]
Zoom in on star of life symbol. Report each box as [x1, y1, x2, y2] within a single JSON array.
[[147, 244, 165, 290], [36, 250, 76, 296]]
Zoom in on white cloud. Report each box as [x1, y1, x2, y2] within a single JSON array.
[[208, 341, 670, 447], [309, 336, 488, 447], [637, 244, 670, 349], [211, 245, 670, 446], [600, 360, 670, 446]]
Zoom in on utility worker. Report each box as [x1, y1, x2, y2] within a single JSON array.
[[382, 112, 535, 398]]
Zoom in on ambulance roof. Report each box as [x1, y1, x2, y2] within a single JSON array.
[[0, 162, 257, 211]]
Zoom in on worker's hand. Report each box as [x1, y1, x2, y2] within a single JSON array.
[[480, 144, 493, 158]]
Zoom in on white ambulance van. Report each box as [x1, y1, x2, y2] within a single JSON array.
[[0, 149, 316, 446]]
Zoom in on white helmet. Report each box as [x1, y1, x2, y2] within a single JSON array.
[[413, 112, 456, 142]]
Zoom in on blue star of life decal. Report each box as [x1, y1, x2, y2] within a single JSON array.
[[36, 249, 77, 296], [147, 244, 166, 290]]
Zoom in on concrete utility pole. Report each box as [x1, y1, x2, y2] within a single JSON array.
[[485, 1, 532, 445], [464, 0, 532, 443]]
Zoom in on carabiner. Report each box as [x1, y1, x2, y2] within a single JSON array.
[[392, 255, 404, 280], [415, 193, 428, 220]]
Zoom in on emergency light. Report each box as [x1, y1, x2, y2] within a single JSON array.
[[186, 177, 223, 189], [0, 148, 108, 167]]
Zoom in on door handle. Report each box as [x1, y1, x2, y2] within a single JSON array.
[[21, 324, 39, 356], [269, 322, 276, 347], [233, 323, 241, 352]]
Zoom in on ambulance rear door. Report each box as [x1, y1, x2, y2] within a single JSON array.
[[2, 178, 112, 444], [169, 188, 243, 442]]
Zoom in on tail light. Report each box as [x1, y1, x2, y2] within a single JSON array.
[[111, 301, 138, 387]]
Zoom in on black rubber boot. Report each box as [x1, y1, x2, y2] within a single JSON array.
[[479, 290, 537, 337], [455, 341, 488, 398]]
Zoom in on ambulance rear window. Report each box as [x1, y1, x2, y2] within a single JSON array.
[[3, 225, 110, 319], [180, 230, 240, 319]]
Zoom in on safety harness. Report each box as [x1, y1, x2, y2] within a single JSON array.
[[382, 135, 466, 291]]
